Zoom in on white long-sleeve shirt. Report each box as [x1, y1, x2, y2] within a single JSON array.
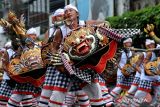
[[3, 48, 15, 80], [117, 50, 133, 76], [140, 52, 157, 81]]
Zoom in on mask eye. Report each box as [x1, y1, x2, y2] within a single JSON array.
[[80, 35, 85, 39], [71, 41, 76, 46]]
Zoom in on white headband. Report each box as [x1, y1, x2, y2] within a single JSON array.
[[64, 4, 78, 12], [123, 38, 132, 43], [5, 41, 11, 48], [145, 39, 155, 45], [53, 9, 64, 16], [26, 27, 37, 36]]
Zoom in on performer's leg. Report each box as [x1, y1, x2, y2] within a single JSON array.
[[32, 97, 39, 107], [121, 85, 138, 107], [0, 99, 8, 107], [39, 66, 58, 107], [110, 86, 122, 99], [99, 84, 114, 106], [83, 82, 105, 106], [49, 90, 67, 107], [63, 91, 76, 106], [130, 80, 152, 107], [38, 89, 52, 107], [7, 94, 23, 107], [130, 79, 153, 107], [20, 95, 33, 107], [0, 80, 13, 107], [48, 73, 71, 107], [130, 90, 148, 107], [76, 90, 90, 107], [109, 75, 125, 100], [156, 86, 160, 107], [152, 84, 160, 107], [95, 75, 114, 106]]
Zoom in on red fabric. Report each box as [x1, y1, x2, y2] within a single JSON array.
[[80, 40, 117, 74], [43, 86, 68, 92], [11, 75, 45, 87], [13, 91, 40, 97]]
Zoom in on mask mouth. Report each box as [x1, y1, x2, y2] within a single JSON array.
[[73, 36, 94, 56], [68, 34, 97, 60]]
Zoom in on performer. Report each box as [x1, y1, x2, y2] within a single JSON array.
[[43, 8, 64, 44], [46, 4, 112, 107], [0, 11, 43, 107], [144, 24, 160, 106], [131, 39, 157, 107], [108, 38, 135, 104], [7, 28, 42, 107], [39, 7, 91, 107], [39, 8, 67, 107], [120, 52, 144, 107], [0, 42, 15, 107]]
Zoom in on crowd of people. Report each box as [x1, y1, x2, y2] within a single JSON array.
[[0, 4, 159, 107]]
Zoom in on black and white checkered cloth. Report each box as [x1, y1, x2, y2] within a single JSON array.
[[53, 72, 71, 90], [132, 77, 140, 86], [98, 27, 140, 42], [61, 54, 92, 84], [0, 80, 13, 99], [112, 28, 140, 38], [43, 66, 59, 86], [73, 68, 92, 84], [13, 83, 41, 96], [69, 81, 81, 91], [94, 74, 106, 84], [98, 27, 123, 42], [138, 80, 153, 91], [117, 75, 134, 87], [61, 54, 75, 75]]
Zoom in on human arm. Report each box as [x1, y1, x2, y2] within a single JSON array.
[[144, 24, 160, 44]]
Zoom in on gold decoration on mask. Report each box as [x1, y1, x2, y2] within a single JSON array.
[[64, 27, 95, 52], [0, 11, 26, 38]]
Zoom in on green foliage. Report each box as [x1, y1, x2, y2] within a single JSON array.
[[107, 4, 160, 30], [106, 4, 160, 48]]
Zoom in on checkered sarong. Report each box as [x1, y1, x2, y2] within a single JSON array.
[[69, 81, 81, 92], [43, 66, 59, 86], [0, 80, 13, 99], [73, 68, 92, 84], [138, 80, 153, 92], [53, 72, 71, 91], [132, 77, 140, 86], [117, 75, 134, 88], [61, 54, 92, 84], [94, 74, 106, 84], [112, 28, 140, 38], [13, 83, 41, 97]]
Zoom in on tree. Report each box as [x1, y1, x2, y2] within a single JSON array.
[[106, 4, 160, 48]]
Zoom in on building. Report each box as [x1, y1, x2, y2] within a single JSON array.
[[68, 0, 160, 20], [0, 0, 65, 47]]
